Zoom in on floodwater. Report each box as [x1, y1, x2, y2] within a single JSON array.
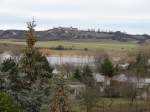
[[0, 52, 95, 65], [47, 55, 94, 65]]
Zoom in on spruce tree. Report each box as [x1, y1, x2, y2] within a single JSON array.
[[18, 19, 53, 112], [20, 19, 53, 83], [73, 67, 81, 80], [50, 67, 71, 112], [50, 78, 71, 112]]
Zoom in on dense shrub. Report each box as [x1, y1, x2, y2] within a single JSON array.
[[0, 92, 21, 112], [50, 45, 74, 50]]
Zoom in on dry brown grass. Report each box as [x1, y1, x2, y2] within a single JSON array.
[[0, 43, 25, 55]]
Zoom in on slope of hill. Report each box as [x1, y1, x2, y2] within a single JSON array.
[[0, 27, 149, 42]]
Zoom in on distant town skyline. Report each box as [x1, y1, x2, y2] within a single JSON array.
[[0, 0, 150, 34]]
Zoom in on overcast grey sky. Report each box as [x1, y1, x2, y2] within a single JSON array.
[[0, 0, 150, 34]]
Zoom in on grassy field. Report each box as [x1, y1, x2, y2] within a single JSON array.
[[72, 98, 150, 112], [0, 40, 138, 51]]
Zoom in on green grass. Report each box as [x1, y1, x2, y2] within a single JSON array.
[[0, 40, 138, 51]]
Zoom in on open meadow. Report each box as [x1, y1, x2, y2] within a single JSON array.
[[0, 39, 138, 51]]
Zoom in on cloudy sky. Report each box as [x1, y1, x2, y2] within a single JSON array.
[[0, 0, 150, 34]]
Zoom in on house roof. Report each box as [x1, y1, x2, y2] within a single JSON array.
[[112, 74, 127, 82], [93, 73, 105, 82], [145, 79, 150, 84]]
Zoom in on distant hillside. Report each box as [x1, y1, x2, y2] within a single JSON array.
[[0, 27, 150, 42]]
